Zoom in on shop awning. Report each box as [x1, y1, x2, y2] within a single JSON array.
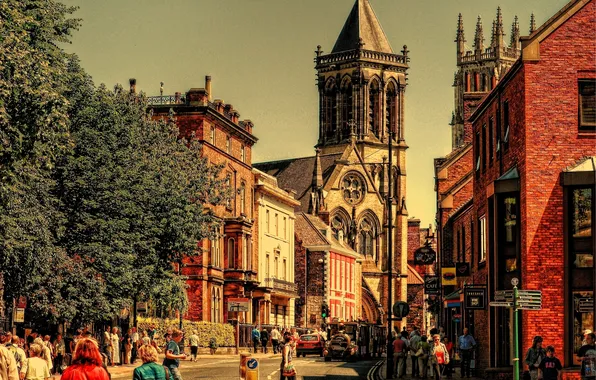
[[444, 289, 461, 307]]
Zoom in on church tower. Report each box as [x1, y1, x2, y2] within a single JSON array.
[[451, 8, 525, 150], [314, 0, 410, 324]]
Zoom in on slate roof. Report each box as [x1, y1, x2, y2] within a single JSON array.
[[295, 212, 328, 247], [332, 0, 393, 54], [254, 153, 342, 213]]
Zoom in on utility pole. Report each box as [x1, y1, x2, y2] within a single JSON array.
[[513, 280, 520, 380], [386, 130, 394, 379]]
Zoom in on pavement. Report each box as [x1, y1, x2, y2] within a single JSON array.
[[51, 351, 279, 379], [374, 359, 485, 380]]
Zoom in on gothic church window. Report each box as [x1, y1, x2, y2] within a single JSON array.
[[358, 218, 378, 261], [369, 79, 381, 137], [331, 209, 350, 244], [341, 172, 366, 205], [324, 79, 337, 138], [386, 82, 397, 137], [340, 79, 353, 135]]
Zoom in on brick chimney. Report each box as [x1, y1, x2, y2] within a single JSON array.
[[205, 76, 212, 101], [214, 99, 225, 113], [231, 110, 239, 124], [129, 78, 136, 94]]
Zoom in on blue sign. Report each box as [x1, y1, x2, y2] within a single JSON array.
[[247, 358, 258, 370]]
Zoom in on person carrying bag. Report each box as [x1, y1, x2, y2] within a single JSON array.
[[280, 333, 295, 380]]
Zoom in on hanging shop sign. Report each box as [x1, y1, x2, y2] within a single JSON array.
[[424, 275, 440, 294], [442, 267, 457, 286], [413, 246, 437, 265], [456, 262, 470, 277], [464, 287, 487, 310]]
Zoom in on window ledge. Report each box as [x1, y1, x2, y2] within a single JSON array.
[[577, 131, 596, 138], [478, 260, 487, 269]]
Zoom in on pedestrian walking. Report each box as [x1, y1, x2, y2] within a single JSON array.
[[443, 337, 454, 378], [123, 329, 132, 365], [400, 331, 410, 376], [0, 340, 19, 380], [133, 345, 168, 380], [524, 336, 546, 380], [52, 334, 65, 374], [280, 333, 295, 380], [187, 331, 199, 362], [102, 327, 112, 366], [417, 336, 431, 379], [33, 339, 52, 374], [110, 328, 121, 366], [392, 331, 407, 378], [131, 328, 139, 364], [251, 326, 260, 354], [24, 344, 50, 380], [162, 329, 186, 380], [60, 338, 109, 380], [578, 332, 596, 380], [410, 329, 421, 377], [271, 327, 281, 354], [457, 328, 476, 378], [430, 334, 450, 380], [538, 346, 562, 380], [260, 328, 270, 354]]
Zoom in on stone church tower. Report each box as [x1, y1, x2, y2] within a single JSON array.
[[256, 0, 411, 326]]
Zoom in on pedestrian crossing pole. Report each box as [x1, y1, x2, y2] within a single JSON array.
[[512, 278, 520, 380]]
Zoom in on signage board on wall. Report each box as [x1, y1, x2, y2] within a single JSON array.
[[464, 287, 487, 310], [424, 275, 440, 294]]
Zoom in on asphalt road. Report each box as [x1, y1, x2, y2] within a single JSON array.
[[171, 355, 380, 380]]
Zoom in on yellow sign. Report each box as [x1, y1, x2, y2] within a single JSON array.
[[442, 267, 457, 286], [14, 308, 25, 323]]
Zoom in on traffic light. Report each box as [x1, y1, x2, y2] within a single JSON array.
[[321, 302, 329, 318]]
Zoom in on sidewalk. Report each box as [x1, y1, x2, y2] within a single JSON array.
[[375, 359, 484, 380], [51, 351, 279, 379]]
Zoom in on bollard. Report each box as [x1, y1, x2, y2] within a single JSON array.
[[246, 357, 259, 380], [239, 352, 250, 380]]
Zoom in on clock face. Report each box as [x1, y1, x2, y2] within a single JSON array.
[[341, 172, 365, 205]]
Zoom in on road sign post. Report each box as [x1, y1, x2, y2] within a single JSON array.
[[513, 280, 520, 380]]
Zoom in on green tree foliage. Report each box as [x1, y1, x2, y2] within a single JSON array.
[[0, 0, 227, 324], [0, 0, 81, 320]]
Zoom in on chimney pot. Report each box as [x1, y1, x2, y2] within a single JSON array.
[[205, 75, 212, 101], [129, 78, 137, 94]]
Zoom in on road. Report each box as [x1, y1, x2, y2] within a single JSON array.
[[144, 356, 380, 380]]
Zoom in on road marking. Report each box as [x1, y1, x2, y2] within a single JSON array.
[[367, 360, 383, 380]]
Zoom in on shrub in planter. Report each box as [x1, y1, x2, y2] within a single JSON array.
[[137, 317, 235, 347]]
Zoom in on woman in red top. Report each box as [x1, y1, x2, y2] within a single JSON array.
[[61, 338, 110, 380], [430, 334, 450, 380], [442, 337, 454, 378]]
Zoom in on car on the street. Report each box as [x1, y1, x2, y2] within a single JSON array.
[[296, 334, 324, 357], [323, 332, 358, 362]]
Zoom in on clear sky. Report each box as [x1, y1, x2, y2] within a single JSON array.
[[61, 0, 568, 227]]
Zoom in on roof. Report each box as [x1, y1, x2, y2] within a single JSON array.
[[254, 153, 342, 212], [332, 0, 393, 54], [565, 156, 596, 172], [295, 212, 361, 259]]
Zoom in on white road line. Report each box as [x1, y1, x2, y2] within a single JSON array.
[[367, 360, 383, 380]]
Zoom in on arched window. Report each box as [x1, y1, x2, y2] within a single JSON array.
[[215, 288, 220, 322], [211, 288, 216, 322], [227, 238, 235, 268], [340, 79, 353, 135], [392, 166, 400, 199], [369, 79, 381, 137], [331, 208, 351, 244], [386, 81, 397, 137], [242, 235, 247, 269], [358, 214, 379, 262], [324, 79, 337, 138]]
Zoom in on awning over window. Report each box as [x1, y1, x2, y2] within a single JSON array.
[[444, 289, 462, 308], [495, 166, 520, 193], [562, 156, 596, 186]]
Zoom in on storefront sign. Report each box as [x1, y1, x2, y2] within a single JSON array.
[[442, 267, 457, 286], [424, 275, 440, 294], [464, 287, 487, 310], [136, 302, 148, 313], [414, 246, 436, 265], [13, 308, 25, 323], [456, 262, 470, 277]]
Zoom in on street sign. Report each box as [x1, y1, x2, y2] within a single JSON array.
[[517, 304, 542, 310], [392, 301, 410, 319], [579, 297, 594, 312], [494, 290, 514, 302], [247, 358, 258, 369], [464, 287, 487, 310], [13, 308, 25, 323], [489, 301, 512, 308], [228, 298, 250, 312]]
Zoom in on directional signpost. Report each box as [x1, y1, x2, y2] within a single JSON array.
[[489, 278, 543, 380]]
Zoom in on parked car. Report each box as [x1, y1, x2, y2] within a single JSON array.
[[296, 334, 324, 357], [323, 332, 358, 362]]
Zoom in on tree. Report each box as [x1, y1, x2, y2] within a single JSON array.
[[57, 78, 227, 323], [0, 0, 81, 320]]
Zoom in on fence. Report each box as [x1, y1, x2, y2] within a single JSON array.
[[237, 324, 309, 351]]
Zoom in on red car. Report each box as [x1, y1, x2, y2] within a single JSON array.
[[296, 334, 324, 357]]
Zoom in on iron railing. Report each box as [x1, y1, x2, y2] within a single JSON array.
[[263, 278, 297, 294], [147, 94, 185, 105]]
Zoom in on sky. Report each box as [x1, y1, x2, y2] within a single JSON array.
[[61, 0, 568, 227]]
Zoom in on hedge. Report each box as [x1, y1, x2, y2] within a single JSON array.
[[137, 317, 235, 347]]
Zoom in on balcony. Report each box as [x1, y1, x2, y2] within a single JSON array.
[[263, 277, 297, 296]]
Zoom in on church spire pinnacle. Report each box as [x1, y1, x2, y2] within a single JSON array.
[[529, 13, 537, 33], [491, 20, 497, 47], [510, 15, 520, 49], [332, 0, 393, 54], [474, 16, 484, 53], [495, 6, 505, 46], [455, 13, 466, 61]]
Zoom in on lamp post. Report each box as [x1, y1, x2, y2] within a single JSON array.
[[386, 130, 394, 379]]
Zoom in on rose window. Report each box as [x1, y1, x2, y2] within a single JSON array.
[[341, 172, 365, 205]]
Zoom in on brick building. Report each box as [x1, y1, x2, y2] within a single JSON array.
[[434, 7, 526, 356], [294, 212, 363, 328], [469, 1, 595, 377], [435, 0, 595, 378], [255, 0, 411, 329], [148, 76, 259, 323]]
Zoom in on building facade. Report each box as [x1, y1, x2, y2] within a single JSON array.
[[148, 77, 259, 323], [436, 1, 595, 378], [252, 169, 300, 327], [255, 0, 411, 329]]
